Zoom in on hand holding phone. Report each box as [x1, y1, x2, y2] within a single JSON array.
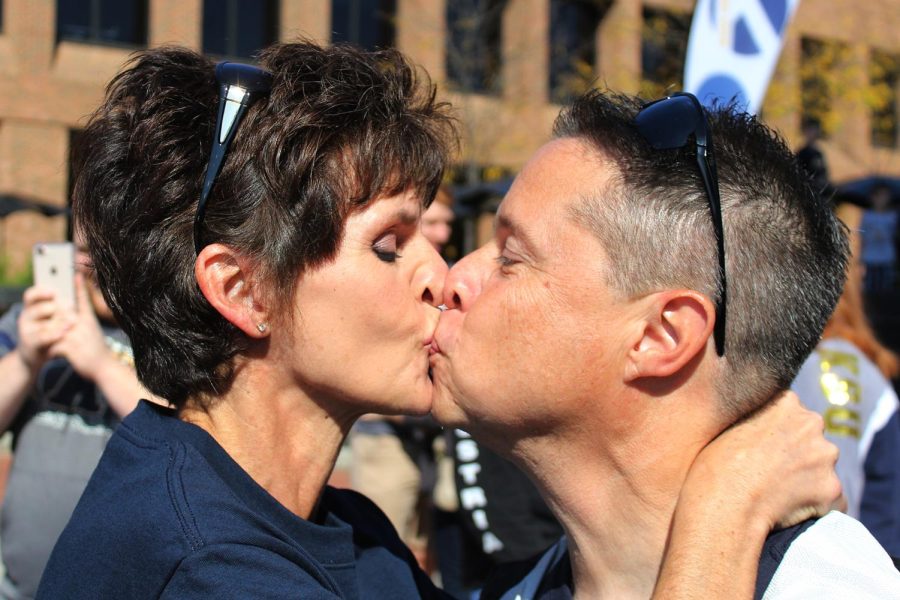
[[32, 242, 76, 311]]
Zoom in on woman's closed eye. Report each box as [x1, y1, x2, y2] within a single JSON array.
[[373, 233, 403, 263]]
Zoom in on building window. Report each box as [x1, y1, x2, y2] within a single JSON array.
[[548, 1, 608, 105], [800, 37, 850, 139], [640, 7, 690, 100], [446, 0, 506, 95], [203, 0, 279, 59], [331, 0, 396, 50], [870, 49, 899, 148], [57, 0, 148, 46]]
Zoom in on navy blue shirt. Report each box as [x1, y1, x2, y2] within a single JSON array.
[[38, 401, 442, 599]]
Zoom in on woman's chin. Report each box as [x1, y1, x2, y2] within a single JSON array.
[[404, 382, 434, 416], [391, 378, 434, 417]]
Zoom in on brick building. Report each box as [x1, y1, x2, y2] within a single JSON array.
[[0, 0, 899, 274]]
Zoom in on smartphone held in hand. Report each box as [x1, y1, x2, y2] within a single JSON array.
[[33, 242, 76, 311]]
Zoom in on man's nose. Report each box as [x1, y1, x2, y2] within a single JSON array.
[[442, 242, 495, 311]]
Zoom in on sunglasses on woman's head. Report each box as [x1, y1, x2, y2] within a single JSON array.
[[193, 62, 273, 254], [633, 92, 727, 357]]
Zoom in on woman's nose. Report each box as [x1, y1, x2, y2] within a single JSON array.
[[442, 242, 495, 311], [415, 236, 448, 307]]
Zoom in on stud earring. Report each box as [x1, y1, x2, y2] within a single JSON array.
[[256, 323, 268, 333]]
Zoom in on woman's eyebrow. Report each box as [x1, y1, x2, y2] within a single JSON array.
[[393, 208, 420, 226]]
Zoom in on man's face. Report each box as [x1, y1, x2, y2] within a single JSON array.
[[430, 138, 636, 442]]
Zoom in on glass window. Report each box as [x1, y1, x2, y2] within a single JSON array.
[[203, 0, 279, 59], [800, 37, 850, 139], [57, 0, 148, 46], [331, 0, 396, 50], [640, 7, 690, 100], [549, 0, 609, 105], [446, 0, 506, 95], [870, 49, 899, 148]]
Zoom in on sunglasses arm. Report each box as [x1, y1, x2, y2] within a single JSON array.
[[695, 142, 728, 356], [193, 84, 252, 253]]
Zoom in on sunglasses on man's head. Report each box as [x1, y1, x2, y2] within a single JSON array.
[[193, 62, 273, 254], [633, 92, 727, 356]]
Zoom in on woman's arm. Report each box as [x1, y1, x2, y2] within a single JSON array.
[[653, 392, 841, 599]]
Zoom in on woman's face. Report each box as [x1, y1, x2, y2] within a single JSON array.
[[272, 189, 446, 420]]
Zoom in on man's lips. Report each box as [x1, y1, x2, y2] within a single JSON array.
[[428, 337, 441, 355]]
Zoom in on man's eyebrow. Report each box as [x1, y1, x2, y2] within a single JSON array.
[[495, 211, 538, 254]]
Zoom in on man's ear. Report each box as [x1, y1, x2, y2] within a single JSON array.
[[623, 290, 715, 382], [194, 244, 270, 339]]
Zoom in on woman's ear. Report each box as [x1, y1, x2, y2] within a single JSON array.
[[624, 290, 715, 382], [194, 244, 270, 339]]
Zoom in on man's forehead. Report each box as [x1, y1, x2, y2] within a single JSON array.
[[497, 138, 614, 228]]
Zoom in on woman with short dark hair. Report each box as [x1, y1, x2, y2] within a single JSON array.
[[39, 42, 453, 598]]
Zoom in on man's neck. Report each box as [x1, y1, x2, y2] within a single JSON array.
[[511, 392, 722, 599]]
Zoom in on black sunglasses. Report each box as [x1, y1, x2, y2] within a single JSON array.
[[193, 62, 273, 254], [634, 92, 727, 356]]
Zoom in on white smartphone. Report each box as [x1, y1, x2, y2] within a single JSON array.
[[32, 242, 76, 311]]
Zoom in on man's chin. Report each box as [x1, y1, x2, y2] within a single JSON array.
[[429, 387, 471, 429]]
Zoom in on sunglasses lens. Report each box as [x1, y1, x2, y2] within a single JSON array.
[[635, 96, 702, 150]]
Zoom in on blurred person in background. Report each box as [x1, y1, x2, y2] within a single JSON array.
[[0, 233, 155, 599], [349, 409, 439, 571], [860, 184, 898, 293], [793, 202, 900, 559], [422, 185, 456, 254], [796, 117, 831, 203], [449, 429, 563, 596]]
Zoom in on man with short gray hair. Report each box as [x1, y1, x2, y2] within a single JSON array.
[[430, 90, 900, 598]]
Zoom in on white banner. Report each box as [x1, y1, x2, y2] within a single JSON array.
[[684, 0, 801, 113]]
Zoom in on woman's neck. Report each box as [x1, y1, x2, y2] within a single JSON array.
[[180, 363, 353, 519]]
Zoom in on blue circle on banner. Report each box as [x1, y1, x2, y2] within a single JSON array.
[[696, 75, 749, 110]]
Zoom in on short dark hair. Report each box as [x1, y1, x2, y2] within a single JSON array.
[[554, 91, 848, 420], [73, 42, 456, 408]]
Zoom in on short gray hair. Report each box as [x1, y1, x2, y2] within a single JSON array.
[[555, 91, 848, 420]]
